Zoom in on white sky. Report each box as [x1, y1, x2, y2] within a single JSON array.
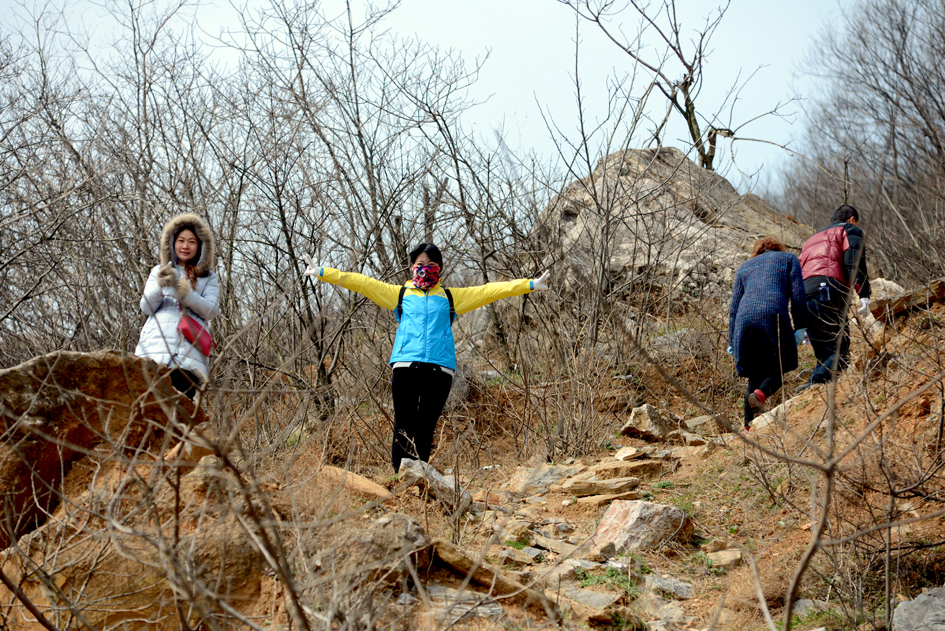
[[2, 0, 848, 193]]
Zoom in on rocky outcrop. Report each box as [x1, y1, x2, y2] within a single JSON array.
[[0, 350, 204, 550], [535, 148, 813, 301]]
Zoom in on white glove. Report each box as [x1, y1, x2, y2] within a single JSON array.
[[532, 270, 551, 291], [302, 253, 321, 278], [857, 297, 870, 318]]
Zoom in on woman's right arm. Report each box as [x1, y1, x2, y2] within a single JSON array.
[[140, 266, 164, 315], [316, 268, 402, 310]]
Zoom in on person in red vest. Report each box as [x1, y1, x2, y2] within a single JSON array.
[[797, 205, 871, 391]]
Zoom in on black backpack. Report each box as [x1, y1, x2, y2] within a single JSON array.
[[396, 286, 455, 325]]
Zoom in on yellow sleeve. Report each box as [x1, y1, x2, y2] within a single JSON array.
[[449, 278, 534, 315], [319, 268, 402, 311]]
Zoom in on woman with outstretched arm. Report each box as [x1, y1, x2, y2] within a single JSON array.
[[305, 243, 550, 472]]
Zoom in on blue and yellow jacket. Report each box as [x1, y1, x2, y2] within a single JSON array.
[[318, 267, 535, 370]]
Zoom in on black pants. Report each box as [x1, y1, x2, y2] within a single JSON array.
[[806, 288, 851, 384], [744, 373, 783, 428], [390, 363, 453, 473], [169, 368, 200, 400]]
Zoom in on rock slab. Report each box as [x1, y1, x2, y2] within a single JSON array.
[[590, 500, 693, 558]]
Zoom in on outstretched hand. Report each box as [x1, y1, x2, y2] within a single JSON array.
[[302, 253, 321, 278], [532, 269, 551, 291]]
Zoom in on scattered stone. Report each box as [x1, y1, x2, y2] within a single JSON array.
[[644, 574, 694, 600], [590, 500, 694, 558], [472, 489, 508, 505], [576, 490, 641, 506], [562, 499, 575, 507], [522, 546, 545, 560], [562, 587, 621, 611], [872, 278, 906, 300], [707, 549, 742, 570], [893, 587, 945, 631], [562, 476, 642, 497], [649, 328, 711, 361], [399, 458, 472, 513], [581, 459, 664, 481], [495, 519, 532, 541], [614, 446, 650, 461], [635, 592, 694, 629], [665, 430, 709, 446], [505, 463, 585, 495], [686, 415, 729, 435], [516, 505, 542, 519], [525, 495, 547, 504], [423, 583, 505, 626], [431, 539, 560, 619], [532, 533, 579, 557], [620, 404, 678, 441], [489, 547, 536, 567]]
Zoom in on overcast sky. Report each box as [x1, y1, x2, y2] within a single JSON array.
[[2, 0, 848, 193]]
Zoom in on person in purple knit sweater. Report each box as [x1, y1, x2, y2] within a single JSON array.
[[728, 237, 808, 432]]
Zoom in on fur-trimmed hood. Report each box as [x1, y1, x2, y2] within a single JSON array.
[[159, 213, 215, 275]]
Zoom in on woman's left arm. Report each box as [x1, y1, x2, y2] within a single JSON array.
[[788, 257, 807, 330], [180, 274, 221, 321], [450, 278, 536, 315]]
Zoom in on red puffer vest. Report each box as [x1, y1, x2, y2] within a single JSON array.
[[799, 225, 849, 282]]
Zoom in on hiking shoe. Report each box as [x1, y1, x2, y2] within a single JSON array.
[[743, 425, 751, 436], [748, 389, 767, 414], [796, 381, 814, 393]]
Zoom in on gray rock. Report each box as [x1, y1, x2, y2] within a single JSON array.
[[893, 588, 945, 631], [686, 415, 728, 434], [644, 574, 694, 600], [489, 547, 536, 566], [665, 430, 708, 446], [562, 587, 621, 611], [706, 549, 742, 570], [505, 462, 585, 495], [399, 458, 472, 513], [621, 404, 677, 440], [534, 148, 813, 300], [649, 328, 711, 361], [590, 500, 693, 558], [521, 546, 545, 560], [424, 583, 505, 624], [531, 533, 579, 557], [562, 476, 642, 497]]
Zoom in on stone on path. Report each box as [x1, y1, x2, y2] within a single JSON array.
[[644, 574, 694, 600], [686, 414, 729, 435], [422, 583, 505, 626], [576, 490, 641, 506], [531, 533, 579, 557], [561, 587, 620, 611], [614, 445, 651, 461], [620, 403, 678, 440], [505, 462, 585, 495], [561, 476, 642, 497], [589, 500, 693, 559], [706, 549, 742, 571], [399, 458, 472, 513], [315, 465, 392, 500]]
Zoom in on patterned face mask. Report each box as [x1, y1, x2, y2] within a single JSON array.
[[412, 263, 441, 290]]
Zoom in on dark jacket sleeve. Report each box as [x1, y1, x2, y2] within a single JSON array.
[[843, 225, 871, 298], [728, 272, 744, 347], [789, 256, 808, 330]]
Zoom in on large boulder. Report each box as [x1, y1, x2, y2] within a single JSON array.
[[535, 148, 812, 297], [0, 350, 204, 549], [589, 500, 693, 558]]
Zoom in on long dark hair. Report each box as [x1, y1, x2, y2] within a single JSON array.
[[408, 243, 443, 268]]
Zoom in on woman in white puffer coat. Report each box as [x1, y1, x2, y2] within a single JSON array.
[[135, 213, 220, 398]]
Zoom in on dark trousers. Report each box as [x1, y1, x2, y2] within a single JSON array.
[[390, 363, 453, 473], [744, 373, 783, 428], [806, 288, 851, 385], [169, 368, 200, 400]]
